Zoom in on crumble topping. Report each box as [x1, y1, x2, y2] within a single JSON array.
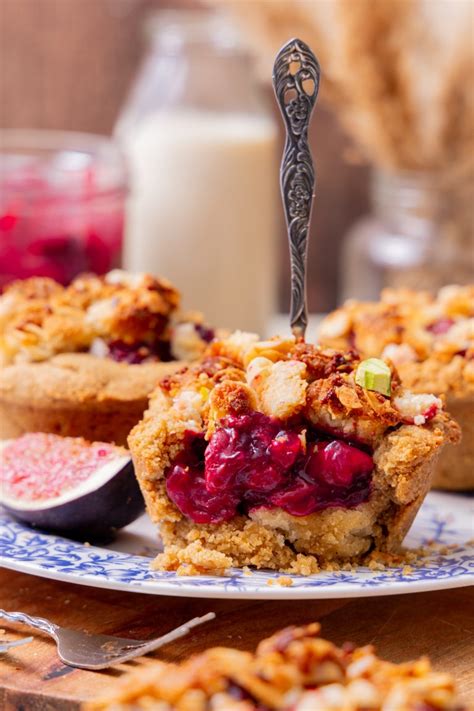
[[318, 284, 474, 397], [86, 623, 462, 711], [393, 392, 443, 425], [0, 271, 212, 366]]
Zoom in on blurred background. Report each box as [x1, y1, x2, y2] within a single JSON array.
[[0, 0, 472, 332]]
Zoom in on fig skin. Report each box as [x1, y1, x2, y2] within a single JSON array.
[[3, 460, 145, 543]]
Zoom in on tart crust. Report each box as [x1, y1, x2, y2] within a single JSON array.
[[0, 354, 181, 446], [129, 336, 459, 574]]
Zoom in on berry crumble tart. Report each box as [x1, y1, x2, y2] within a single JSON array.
[[0, 270, 214, 444], [86, 623, 463, 710], [128, 332, 459, 574], [318, 285, 473, 490]]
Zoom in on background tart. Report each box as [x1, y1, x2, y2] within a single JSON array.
[[128, 333, 459, 575], [0, 270, 213, 444], [318, 285, 474, 490]]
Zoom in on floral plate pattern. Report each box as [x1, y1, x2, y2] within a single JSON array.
[[0, 491, 473, 599]]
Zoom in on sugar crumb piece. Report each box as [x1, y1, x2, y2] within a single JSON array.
[[276, 576, 293, 587], [152, 542, 232, 577], [283, 553, 320, 576]]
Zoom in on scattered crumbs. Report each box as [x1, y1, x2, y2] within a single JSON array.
[[242, 566, 253, 577], [368, 559, 385, 572], [362, 543, 439, 572], [266, 576, 293, 587], [84, 542, 91, 547]]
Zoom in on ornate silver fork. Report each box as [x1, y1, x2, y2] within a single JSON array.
[[0, 608, 215, 670]]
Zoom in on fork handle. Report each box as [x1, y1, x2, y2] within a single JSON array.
[[0, 609, 58, 638], [273, 38, 320, 340]]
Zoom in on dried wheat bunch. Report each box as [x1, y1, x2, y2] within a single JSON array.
[[210, 0, 474, 177]]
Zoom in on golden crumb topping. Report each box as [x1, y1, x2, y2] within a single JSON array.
[[318, 285, 474, 396], [0, 270, 211, 366], [85, 623, 462, 710], [147, 334, 448, 449]]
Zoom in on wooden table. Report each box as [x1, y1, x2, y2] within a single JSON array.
[[0, 569, 472, 710]]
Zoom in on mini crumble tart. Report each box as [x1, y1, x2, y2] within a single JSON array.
[[0, 270, 215, 444], [319, 285, 474, 490], [86, 623, 463, 711], [128, 333, 459, 575]]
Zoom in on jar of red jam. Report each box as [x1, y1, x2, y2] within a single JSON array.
[[0, 130, 127, 287]]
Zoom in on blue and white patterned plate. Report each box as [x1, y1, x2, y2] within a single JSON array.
[[0, 492, 473, 599]]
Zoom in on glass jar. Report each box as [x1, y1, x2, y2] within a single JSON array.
[[340, 169, 473, 302], [0, 130, 126, 287], [116, 9, 279, 334]]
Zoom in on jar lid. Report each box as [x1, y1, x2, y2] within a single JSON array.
[[0, 129, 127, 203]]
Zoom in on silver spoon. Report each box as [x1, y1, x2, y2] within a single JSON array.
[[273, 38, 320, 340]]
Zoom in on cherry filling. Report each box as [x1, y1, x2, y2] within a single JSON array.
[[205, 414, 302, 497], [165, 433, 239, 524], [107, 339, 173, 364], [107, 325, 213, 364], [426, 317, 455, 335], [194, 323, 215, 343], [165, 412, 373, 524]]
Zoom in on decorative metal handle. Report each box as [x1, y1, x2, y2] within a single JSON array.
[[0, 608, 58, 638], [273, 38, 320, 340]]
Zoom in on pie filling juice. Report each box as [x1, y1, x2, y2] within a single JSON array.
[[165, 412, 373, 524]]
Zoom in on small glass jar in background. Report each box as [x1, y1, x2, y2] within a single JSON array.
[[340, 169, 473, 302], [116, 9, 279, 334], [0, 130, 126, 288]]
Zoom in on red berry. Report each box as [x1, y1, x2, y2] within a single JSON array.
[[305, 440, 373, 488]]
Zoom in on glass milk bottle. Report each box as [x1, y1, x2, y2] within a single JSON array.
[[116, 10, 278, 334]]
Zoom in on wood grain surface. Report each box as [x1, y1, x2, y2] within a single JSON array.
[[0, 569, 472, 710]]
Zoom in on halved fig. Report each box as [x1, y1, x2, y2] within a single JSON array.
[[0, 433, 144, 541]]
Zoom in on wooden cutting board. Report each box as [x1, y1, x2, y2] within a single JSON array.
[[0, 569, 472, 710]]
